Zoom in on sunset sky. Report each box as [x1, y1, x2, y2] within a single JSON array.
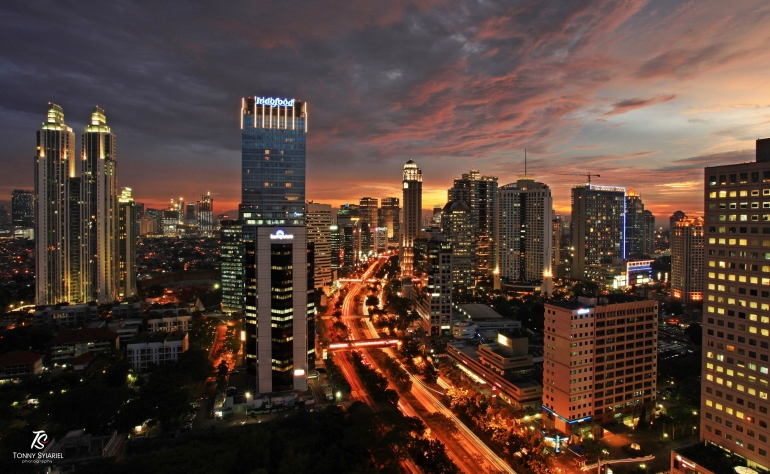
[[2, 1, 770, 223]]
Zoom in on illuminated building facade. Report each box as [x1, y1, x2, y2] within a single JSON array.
[[571, 184, 626, 280], [497, 176, 553, 285], [413, 239, 452, 335], [197, 194, 214, 236], [379, 197, 400, 240], [625, 190, 647, 257], [699, 140, 770, 471], [543, 296, 658, 437], [220, 219, 243, 313], [442, 200, 474, 289], [307, 203, 332, 288], [448, 170, 498, 282], [117, 188, 136, 298], [240, 96, 312, 394], [401, 159, 422, 278], [35, 104, 76, 305], [671, 217, 704, 302], [12, 190, 34, 228], [643, 210, 656, 254], [80, 106, 119, 303], [330, 225, 342, 269]]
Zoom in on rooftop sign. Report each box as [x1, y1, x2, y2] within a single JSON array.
[[255, 97, 295, 108], [270, 229, 294, 240]]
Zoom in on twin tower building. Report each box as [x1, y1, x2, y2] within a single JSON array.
[[35, 104, 135, 306]]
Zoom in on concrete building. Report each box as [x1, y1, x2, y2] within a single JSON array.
[[448, 170, 498, 281], [670, 210, 687, 231], [34, 303, 98, 327], [330, 224, 341, 270], [197, 193, 214, 236], [571, 184, 627, 280], [220, 219, 243, 313], [307, 203, 333, 288], [446, 333, 542, 409], [240, 96, 313, 394], [498, 176, 553, 286], [0, 351, 44, 380], [543, 296, 658, 437], [413, 240, 452, 335], [117, 188, 136, 299], [643, 210, 656, 255], [107, 319, 143, 345], [139, 216, 157, 236], [401, 159, 422, 278], [146, 315, 192, 333], [11, 189, 34, 228], [126, 331, 189, 370], [379, 197, 400, 241], [671, 216, 704, 302], [48, 327, 119, 364], [699, 139, 770, 471], [451, 304, 521, 337], [442, 201, 474, 288], [625, 190, 647, 257]]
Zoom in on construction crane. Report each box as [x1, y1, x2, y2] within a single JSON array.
[[560, 173, 600, 185]]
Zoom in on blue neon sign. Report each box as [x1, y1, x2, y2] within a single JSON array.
[[255, 97, 295, 107]]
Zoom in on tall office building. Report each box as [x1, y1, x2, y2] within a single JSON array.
[[401, 159, 422, 278], [359, 197, 378, 226], [699, 140, 770, 470], [643, 210, 656, 255], [117, 188, 136, 299], [11, 190, 34, 228], [337, 204, 359, 227], [342, 224, 357, 267], [220, 219, 243, 313], [240, 96, 312, 394], [185, 202, 197, 223], [307, 203, 333, 288], [571, 184, 626, 280], [497, 176, 553, 284], [448, 170, 498, 281], [198, 194, 214, 236], [671, 217, 704, 303], [413, 239, 452, 335], [0, 206, 9, 227], [442, 200, 474, 288], [543, 296, 658, 437], [670, 210, 686, 231], [330, 224, 342, 270], [80, 106, 118, 303], [35, 104, 76, 305], [625, 190, 647, 256], [380, 197, 400, 240]]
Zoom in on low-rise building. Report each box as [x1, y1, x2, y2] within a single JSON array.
[[446, 332, 542, 409], [0, 350, 44, 380], [48, 328, 119, 364], [41, 429, 124, 473], [452, 303, 521, 337], [671, 442, 762, 474], [452, 320, 476, 339], [126, 331, 188, 370], [146, 315, 192, 333], [111, 302, 142, 319], [107, 319, 144, 344], [34, 303, 98, 327]]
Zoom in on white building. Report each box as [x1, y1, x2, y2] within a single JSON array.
[[126, 331, 189, 370], [146, 315, 192, 333]]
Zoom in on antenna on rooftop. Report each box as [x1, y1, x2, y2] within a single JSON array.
[[524, 148, 527, 175]]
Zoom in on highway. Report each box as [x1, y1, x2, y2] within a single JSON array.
[[339, 257, 517, 474]]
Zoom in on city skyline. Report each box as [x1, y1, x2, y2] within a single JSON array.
[[2, 1, 770, 216]]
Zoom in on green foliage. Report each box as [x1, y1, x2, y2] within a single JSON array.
[[367, 349, 412, 393], [350, 352, 398, 405], [323, 358, 351, 397]]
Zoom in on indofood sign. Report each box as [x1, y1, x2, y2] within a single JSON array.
[[255, 97, 295, 108], [270, 229, 294, 240]]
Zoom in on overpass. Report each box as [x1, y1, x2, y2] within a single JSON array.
[[326, 338, 401, 352]]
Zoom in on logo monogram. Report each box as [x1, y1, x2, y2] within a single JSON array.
[[31, 431, 47, 450]]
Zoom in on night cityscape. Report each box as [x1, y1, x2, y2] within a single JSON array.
[[1, 1, 770, 473]]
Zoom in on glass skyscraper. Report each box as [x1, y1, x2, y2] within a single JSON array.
[[240, 97, 313, 395]]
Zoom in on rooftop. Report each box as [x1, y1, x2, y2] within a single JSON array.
[[0, 350, 43, 366], [49, 328, 118, 345], [455, 304, 504, 320], [674, 442, 757, 474]]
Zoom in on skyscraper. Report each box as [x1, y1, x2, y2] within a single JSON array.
[[11, 190, 34, 228], [442, 200, 474, 289], [670, 210, 686, 231], [497, 176, 553, 285], [571, 184, 626, 280], [699, 139, 770, 469], [413, 239, 452, 335], [379, 197, 400, 240], [448, 170, 498, 282], [117, 188, 136, 299], [359, 197, 378, 256], [197, 194, 214, 236], [643, 210, 656, 255], [401, 159, 422, 278], [240, 96, 312, 394], [80, 106, 118, 303], [625, 190, 647, 256], [307, 203, 333, 288], [671, 216, 704, 302], [35, 104, 76, 305], [220, 219, 243, 313], [330, 224, 342, 270]]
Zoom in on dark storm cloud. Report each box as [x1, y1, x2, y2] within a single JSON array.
[[1, 0, 769, 214]]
